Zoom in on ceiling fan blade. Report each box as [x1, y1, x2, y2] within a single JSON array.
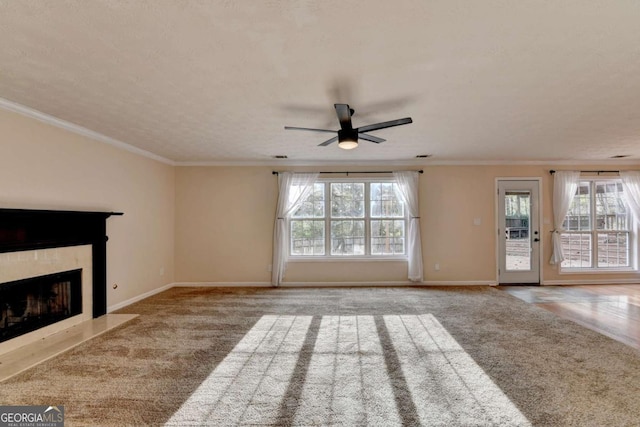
[[358, 133, 385, 144], [356, 117, 413, 133], [334, 104, 353, 129], [284, 126, 337, 134], [318, 136, 339, 146]]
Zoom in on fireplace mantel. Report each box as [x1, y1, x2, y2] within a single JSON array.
[[0, 208, 123, 317]]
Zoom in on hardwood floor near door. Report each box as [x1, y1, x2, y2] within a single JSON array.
[[501, 284, 640, 350]]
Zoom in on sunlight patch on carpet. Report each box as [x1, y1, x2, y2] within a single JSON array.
[[293, 315, 402, 425], [165, 314, 530, 426], [384, 314, 531, 426]]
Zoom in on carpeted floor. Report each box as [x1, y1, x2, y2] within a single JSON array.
[[1, 286, 640, 426]]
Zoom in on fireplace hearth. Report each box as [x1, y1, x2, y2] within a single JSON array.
[[1, 269, 82, 343]]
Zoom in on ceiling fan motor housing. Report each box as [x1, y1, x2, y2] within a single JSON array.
[[338, 128, 358, 142]]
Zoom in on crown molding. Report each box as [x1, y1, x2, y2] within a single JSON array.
[[175, 159, 431, 167], [177, 158, 640, 167], [0, 97, 175, 166], [421, 159, 640, 166]]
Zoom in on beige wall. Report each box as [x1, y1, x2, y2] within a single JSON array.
[[0, 109, 175, 307], [423, 164, 640, 283], [175, 167, 412, 283], [175, 164, 640, 285], [175, 166, 276, 282]]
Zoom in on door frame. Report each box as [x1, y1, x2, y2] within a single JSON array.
[[495, 177, 543, 285]]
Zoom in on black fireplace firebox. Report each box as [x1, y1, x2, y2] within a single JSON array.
[[0, 208, 122, 320], [0, 269, 82, 343]]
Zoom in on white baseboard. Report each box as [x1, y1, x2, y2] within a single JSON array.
[[421, 280, 497, 286], [107, 282, 174, 312], [172, 281, 272, 287], [173, 281, 422, 288], [174, 281, 421, 288], [542, 278, 640, 286], [279, 281, 415, 287]]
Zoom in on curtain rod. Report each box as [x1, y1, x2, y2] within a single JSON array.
[[272, 169, 423, 176], [549, 169, 620, 175]]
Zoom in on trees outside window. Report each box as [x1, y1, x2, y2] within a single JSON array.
[[290, 180, 406, 257], [561, 179, 633, 270]]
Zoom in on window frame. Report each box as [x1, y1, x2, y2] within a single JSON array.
[[288, 177, 409, 261], [560, 178, 637, 273]]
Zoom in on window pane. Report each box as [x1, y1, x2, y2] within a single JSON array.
[[505, 192, 530, 218], [292, 183, 325, 218], [504, 190, 532, 271], [371, 220, 405, 255], [595, 181, 627, 230], [597, 232, 629, 267], [331, 183, 365, 218], [560, 233, 592, 268], [290, 180, 408, 258], [291, 220, 325, 255], [370, 183, 404, 218], [563, 182, 590, 231], [331, 220, 365, 255]]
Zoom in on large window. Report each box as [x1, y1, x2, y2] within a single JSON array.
[[290, 180, 406, 257], [561, 179, 633, 270]]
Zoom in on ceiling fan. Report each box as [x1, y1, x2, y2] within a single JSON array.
[[284, 104, 413, 150]]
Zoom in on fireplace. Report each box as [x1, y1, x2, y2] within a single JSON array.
[[0, 208, 122, 318], [0, 208, 121, 354], [1, 269, 82, 343]]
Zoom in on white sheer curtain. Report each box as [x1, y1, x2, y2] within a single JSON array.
[[620, 171, 640, 223], [271, 172, 319, 286], [393, 171, 424, 282], [550, 170, 580, 265]]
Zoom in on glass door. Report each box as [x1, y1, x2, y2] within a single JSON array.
[[497, 180, 540, 284]]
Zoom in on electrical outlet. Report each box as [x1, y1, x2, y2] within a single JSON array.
[[434, 263, 440, 271]]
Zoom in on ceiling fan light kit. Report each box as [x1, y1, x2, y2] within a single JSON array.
[[285, 103, 412, 150], [338, 140, 358, 150], [337, 128, 359, 150]]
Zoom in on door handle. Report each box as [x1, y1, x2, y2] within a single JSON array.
[[534, 238, 540, 242]]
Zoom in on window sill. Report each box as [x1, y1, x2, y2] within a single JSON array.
[[559, 268, 637, 275], [288, 256, 408, 263]]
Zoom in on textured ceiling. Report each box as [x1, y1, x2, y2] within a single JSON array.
[[1, 1, 640, 164]]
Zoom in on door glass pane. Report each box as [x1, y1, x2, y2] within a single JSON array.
[[505, 191, 531, 271]]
